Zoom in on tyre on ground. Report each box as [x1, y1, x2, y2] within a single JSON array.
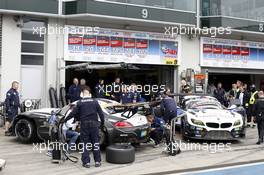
[[106, 144, 135, 164]]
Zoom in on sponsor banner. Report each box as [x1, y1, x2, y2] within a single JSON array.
[[64, 26, 179, 65], [201, 37, 264, 69]]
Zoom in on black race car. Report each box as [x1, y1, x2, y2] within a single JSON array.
[[12, 99, 150, 145]]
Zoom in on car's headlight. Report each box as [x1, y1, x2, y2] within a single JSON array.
[[234, 119, 241, 126], [191, 118, 205, 126]]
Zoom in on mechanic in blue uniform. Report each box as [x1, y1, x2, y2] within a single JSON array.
[[67, 78, 81, 103], [160, 88, 178, 124], [66, 86, 104, 168], [95, 79, 107, 98], [121, 86, 132, 104], [146, 113, 167, 147], [5, 81, 20, 136]]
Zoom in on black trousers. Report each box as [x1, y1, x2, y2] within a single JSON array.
[[257, 119, 264, 141]]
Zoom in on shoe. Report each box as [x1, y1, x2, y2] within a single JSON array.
[[4, 131, 12, 136], [153, 144, 160, 148], [0, 159, 6, 171], [148, 138, 155, 145], [256, 140, 263, 145], [82, 163, 90, 168], [95, 162, 101, 167]]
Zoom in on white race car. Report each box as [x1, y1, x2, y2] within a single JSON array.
[[180, 96, 245, 140]]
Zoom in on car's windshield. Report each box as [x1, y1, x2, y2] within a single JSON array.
[[187, 100, 223, 110]]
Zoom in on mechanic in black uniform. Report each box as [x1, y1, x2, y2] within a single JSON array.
[[66, 86, 104, 168], [253, 91, 264, 145], [5, 81, 20, 136], [160, 88, 178, 124]]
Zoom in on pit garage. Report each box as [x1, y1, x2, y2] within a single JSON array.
[[65, 61, 175, 101], [205, 68, 264, 91]]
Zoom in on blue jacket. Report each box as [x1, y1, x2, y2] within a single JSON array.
[[68, 84, 81, 102], [5, 88, 20, 116], [151, 117, 165, 131], [67, 97, 104, 126], [160, 96, 178, 123]]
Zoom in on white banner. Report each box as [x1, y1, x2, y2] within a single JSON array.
[[64, 26, 180, 65], [200, 37, 264, 69]]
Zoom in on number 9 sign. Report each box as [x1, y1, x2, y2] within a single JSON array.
[[141, 8, 148, 19]]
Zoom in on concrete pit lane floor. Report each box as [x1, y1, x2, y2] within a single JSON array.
[[0, 127, 263, 175]]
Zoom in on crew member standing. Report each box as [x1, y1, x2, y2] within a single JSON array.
[[95, 79, 107, 98], [254, 91, 264, 145], [67, 78, 81, 103], [5, 81, 20, 136], [160, 88, 178, 124], [248, 84, 258, 128], [66, 86, 104, 168], [213, 82, 226, 105], [111, 77, 122, 102]]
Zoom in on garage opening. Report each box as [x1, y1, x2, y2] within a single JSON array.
[[65, 61, 175, 101], [208, 73, 252, 91]]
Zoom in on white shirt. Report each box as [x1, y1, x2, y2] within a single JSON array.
[[62, 118, 77, 131], [239, 92, 244, 105]]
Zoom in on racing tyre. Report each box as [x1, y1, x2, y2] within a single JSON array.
[[106, 144, 135, 164], [167, 141, 181, 156], [99, 129, 106, 146], [15, 119, 37, 143]]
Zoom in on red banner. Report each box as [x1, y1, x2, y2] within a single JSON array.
[[232, 47, 241, 55], [223, 46, 232, 54], [213, 45, 222, 54], [124, 38, 135, 48], [136, 39, 148, 49], [68, 37, 82, 44], [241, 47, 250, 56], [203, 44, 212, 53], [110, 37, 123, 47], [97, 36, 110, 46], [83, 37, 96, 46]]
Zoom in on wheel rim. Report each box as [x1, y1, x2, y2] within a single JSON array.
[[16, 121, 31, 139]]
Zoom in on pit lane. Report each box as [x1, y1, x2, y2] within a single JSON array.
[[0, 127, 263, 175]]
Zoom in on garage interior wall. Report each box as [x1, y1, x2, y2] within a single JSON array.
[[1, 15, 21, 101]]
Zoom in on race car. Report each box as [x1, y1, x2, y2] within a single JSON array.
[[12, 98, 149, 145], [180, 96, 246, 140]]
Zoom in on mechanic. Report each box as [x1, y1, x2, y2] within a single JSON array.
[[120, 86, 132, 104], [160, 88, 178, 124], [111, 77, 122, 102], [248, 84, 258, 128], [67, 78, 81, 103], [62, 110, 80, 152], [80, 79, 86, 90], [95, 79, 109, 98], [130, 83, 142, 103], [180, 79, 191, 94], [253, 91, 264, 145], [5, 81, 20, 136], [146, 113, 168, 147], [213, 82, 226, 105], [236, 86, 249, 108], [66, 86, 104, 168]]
